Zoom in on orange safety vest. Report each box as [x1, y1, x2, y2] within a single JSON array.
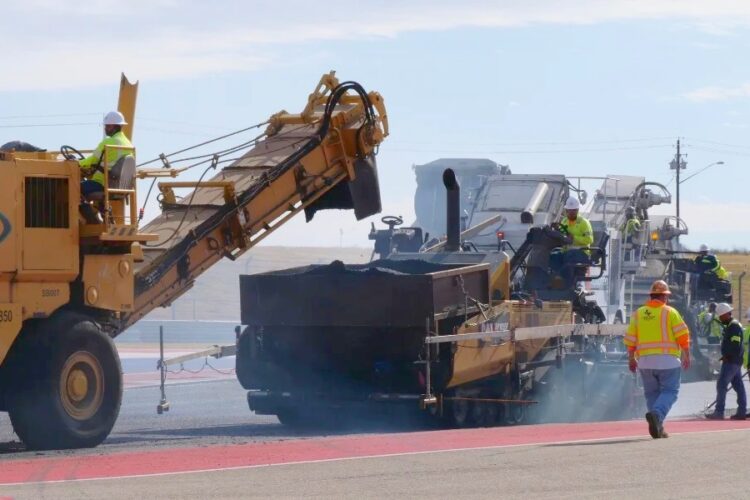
[[624, 300, 689, 359]]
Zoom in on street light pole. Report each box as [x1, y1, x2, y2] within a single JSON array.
[[679, 161, 725, 185]]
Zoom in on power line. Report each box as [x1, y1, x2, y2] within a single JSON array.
[[684, 137, 750, 151], [0, 122, 98, 129], [0, 112, 100, 120], [685, 144, 750, 158], [389, 136, 674, 148], [387, 143, 673, 155], [139, 117, 234, 133]]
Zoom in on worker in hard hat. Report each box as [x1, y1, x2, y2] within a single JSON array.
[[624, 280, 690, 438], [621, 206, 641, 261], [560, 196, 593, 249], [622, 206, 641, 237], [697, 302, 723, 343], [706, 303, 746, 420], [552, 196, 594, 283], [695, 244, 729, 280], [79, 111, 133, 199]]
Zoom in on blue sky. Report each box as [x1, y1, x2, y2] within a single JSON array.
[[3, 0, 750, 251]]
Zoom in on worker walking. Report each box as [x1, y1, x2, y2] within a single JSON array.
[[79, 111, 133, 198], [625, 280, 691, 439], [707, 303, 747, 420], [706, 302, 747, 420]]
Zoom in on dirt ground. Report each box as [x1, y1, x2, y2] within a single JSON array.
[[717, 253, 750, 313]]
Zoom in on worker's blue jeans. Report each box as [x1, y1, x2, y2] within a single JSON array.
[[81, 180, 103, 197], [715, 362, 747, 415], [640, 367, 681, 423]]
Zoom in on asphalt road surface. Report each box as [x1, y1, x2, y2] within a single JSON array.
[[0, 346, 746, 498]]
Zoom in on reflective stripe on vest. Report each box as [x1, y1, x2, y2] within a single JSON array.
[[634, 305, 681, 358]]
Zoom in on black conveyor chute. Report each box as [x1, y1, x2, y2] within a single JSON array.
[[443, 168, 460, 252]]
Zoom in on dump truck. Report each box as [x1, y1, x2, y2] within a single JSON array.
[[0, 71, 388, 449], [236, 168, 637, 427]]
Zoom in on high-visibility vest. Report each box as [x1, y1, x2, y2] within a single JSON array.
[[743, 326, 750, 367], [622, 218, 641, 236], [79, 130, 133, 186], [697, 254, 729, 280], [560, 215, 594, 248], [624, 301, 689, 359], [698, 311, 723, 338]]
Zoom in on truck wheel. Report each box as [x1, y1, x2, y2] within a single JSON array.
[[276, 408, 307, 428], [8, 312, 122, 450], [448, 395, 473, 427]]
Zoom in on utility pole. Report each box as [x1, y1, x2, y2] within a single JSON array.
[[669, 138, 687, 226]]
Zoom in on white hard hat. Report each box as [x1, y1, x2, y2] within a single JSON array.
[[699, 244, 709, 252], [103, 111, 127, 126], [564, 196, 580, 210], [715, 302, 733, 317]]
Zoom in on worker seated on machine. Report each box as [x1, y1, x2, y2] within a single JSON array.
[[78, 111, 133, 222], [694, 244, 731, 297], [550, 196, 594, 284]]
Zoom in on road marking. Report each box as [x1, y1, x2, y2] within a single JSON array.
[[1, 418, 749, 486]]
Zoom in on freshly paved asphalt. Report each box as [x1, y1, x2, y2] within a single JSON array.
[[0, 345, 744, 498]]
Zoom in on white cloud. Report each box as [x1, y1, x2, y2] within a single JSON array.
[[653, 201, 750, 232], [4, 0, 750, 91], [683, 83, 750, 102]]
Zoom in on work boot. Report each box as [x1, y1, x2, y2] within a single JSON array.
[[79, 203, 102, 224], [706, 411, 725, 420], [660, 429, 670, 438], [645, 412, 662, 439], [730, 413, 746, 421]]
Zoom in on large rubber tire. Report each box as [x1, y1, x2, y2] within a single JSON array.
[[275, 408, 307, 428], [8, 312, 122, 450]]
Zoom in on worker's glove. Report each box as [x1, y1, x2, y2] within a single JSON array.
[[628, 358, 637, 373]]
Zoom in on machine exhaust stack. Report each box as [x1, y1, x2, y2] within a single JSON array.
[[443, 168, 461, 252]]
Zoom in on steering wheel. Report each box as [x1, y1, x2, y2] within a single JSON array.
[[381, 215, 403, 229], [60, 145, 85, 161]]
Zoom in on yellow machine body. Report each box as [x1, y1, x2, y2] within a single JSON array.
[[448, 301, 573, 388]]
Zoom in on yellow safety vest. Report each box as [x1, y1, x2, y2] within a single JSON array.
[[744, 326, 750, 367], [624, 301, 689, 359], [622, 218, 641, 236], [79, 130, 133, 186], [697, 311, 723, 338], [560, 215, 594, 248]]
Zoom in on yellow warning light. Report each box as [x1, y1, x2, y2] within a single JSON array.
[[651, 231, 659, 241]]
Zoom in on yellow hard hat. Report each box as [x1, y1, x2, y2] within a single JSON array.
[[649, 280, 671, 295]]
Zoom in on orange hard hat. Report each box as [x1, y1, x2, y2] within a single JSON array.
[[649, 280, 671, 295]]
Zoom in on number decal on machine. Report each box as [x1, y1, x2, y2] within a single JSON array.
[[0, 212, 10, 244], [42, 289, 60, 297], [0, 310, 12, 322]]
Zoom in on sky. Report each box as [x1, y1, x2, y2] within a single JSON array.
[[3, 0, 750, 251]]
